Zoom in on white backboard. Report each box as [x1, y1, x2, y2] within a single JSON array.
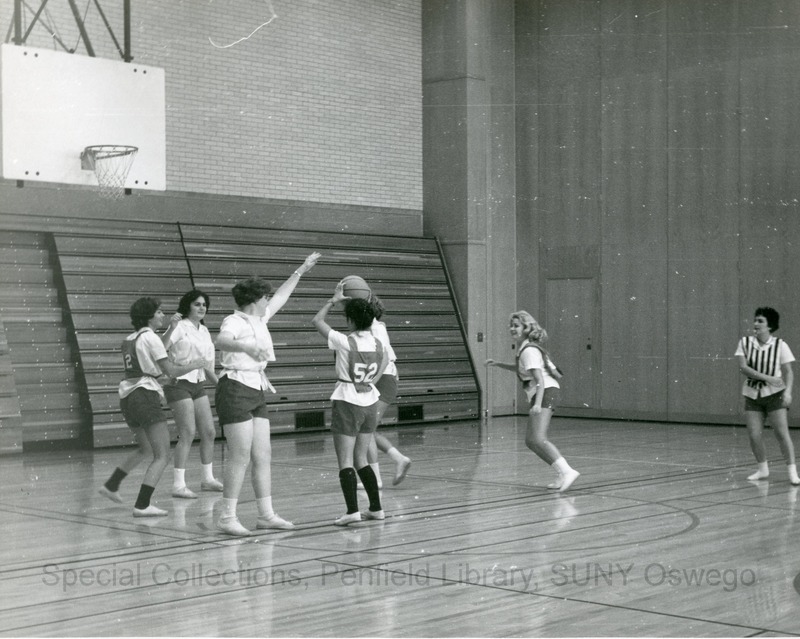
[[1, 44, 166, 190]]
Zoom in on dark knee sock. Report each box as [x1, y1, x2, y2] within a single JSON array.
[[338, 468, 359, 514], [134, 484, 155, 510], [357, 465, 382, 512], [105, 468, 127, 492]]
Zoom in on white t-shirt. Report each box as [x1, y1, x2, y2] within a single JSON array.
[[164, 319, 215, 383], [118, 328, 168, 399], [370, 319, 397, 377], [517, 344, 561, 389], [328, 329, 382, 406], [218, 309, 276, 391]]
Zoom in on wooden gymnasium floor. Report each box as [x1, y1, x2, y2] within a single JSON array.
[[2, 416, 800, 637]]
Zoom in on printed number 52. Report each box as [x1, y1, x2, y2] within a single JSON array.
[[353, 363, 378, 383]]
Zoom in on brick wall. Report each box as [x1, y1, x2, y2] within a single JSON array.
[[2, 0, 422, 210]]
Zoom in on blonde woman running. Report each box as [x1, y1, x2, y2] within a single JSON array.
[[486, 311, 579, 492]]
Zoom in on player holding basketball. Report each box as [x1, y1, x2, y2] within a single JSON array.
[[735, 307, 800, 485], [161, 289, 223, 499], [486, 311, 580, 492], [214, 252, 321, 536], [365, 295, 412, 487], [312, 283, 387, 525], [99, 297, 207, 516]]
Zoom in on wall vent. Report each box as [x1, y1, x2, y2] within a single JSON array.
[[295, 410, 326, 430], [398, 404, 424, 422]]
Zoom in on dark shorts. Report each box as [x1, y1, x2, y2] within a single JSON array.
[[374, 374, 398, 405], [215, 376, 270, 426], [524, 384, 560, 411], [745, 391, 786, 414], [163, 379, 207, 403], [120, 387, 165, 429], [331, 400, 378, 436]]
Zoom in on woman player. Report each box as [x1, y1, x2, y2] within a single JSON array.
[[364, 295, 411, 488], [214, 252, 321, 536], [735, 307, 800, 484], [486, 311, 579, 492], [99, 297, 207, 516], [161, 289, 222, 499], [312, 283, 387, 525]]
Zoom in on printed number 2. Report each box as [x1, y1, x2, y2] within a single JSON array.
[[353, 363, 378, 383], [123, 353, 133, 369]]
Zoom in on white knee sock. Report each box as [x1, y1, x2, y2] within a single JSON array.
[[788, 464, 800, 483], [201, 463, 215, 481]]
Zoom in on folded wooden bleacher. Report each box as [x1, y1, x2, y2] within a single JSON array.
[[8, 220, 479, 448], [182, 223, 479, 434], [52, 221, 193, 447], [0, 230, 89, 451]]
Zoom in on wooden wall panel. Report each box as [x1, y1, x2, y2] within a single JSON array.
[[536, 32, 602, 247], [516, 1, 800, 424], [599, 6, 668, 415], [514, 2, 541, 321], [483, 4, 519, 416], [666, 11, 742, 420], [514, 2, 542, 417], [739, 3, 800, 365], [600, 247, 668, 414]]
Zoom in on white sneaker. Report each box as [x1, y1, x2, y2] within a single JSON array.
[[559, 469, 580, 492], [393, 458, 412, 485], [99, 486, 124, 503], [256, 514, 295, 530], [361, 509, 385, 520], [217, 516, 252, 536], [133, 505, 168, 517], [172, 486, 198, 499], [334, 512, 362, 526], [747, 470, 769, 481], [201, 478, 224, 492]]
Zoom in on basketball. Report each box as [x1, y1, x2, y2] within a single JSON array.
[[340, 275, 372, 300]]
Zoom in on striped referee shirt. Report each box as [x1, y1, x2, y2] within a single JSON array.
[[735, 336, 795, 399]]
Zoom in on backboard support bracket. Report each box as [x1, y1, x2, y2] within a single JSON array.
[[9, 0, 132, 62]]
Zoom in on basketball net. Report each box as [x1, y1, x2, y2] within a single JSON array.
[[80, 145, 139, 199]]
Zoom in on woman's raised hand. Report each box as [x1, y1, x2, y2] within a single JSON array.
[[331, 281, 349, 305], [299, 252, 322, 274]]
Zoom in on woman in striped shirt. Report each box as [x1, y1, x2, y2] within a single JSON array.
[[735, 307, 799, 485]]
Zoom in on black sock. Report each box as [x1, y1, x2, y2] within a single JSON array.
[[104, 468, 127, 492], [357, 465, 382, 512], [134, 484, 155, 510], [338, 468, 359, 514]]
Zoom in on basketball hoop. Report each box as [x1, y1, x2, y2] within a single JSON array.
[[80, 145, 138, 199]]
